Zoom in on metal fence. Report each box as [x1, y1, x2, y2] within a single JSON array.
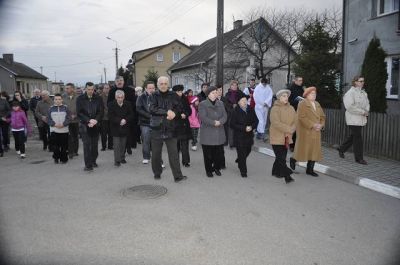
[[322, 109, 400, 161]]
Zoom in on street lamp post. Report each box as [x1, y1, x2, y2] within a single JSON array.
[[106, 36, 119, 78]]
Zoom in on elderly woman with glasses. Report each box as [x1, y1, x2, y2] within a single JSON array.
[[337, 76, 370, 165]]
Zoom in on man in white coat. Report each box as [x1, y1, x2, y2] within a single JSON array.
[[253, 78, 273, 140]]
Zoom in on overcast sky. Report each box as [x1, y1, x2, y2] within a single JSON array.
[[0, 0, 341, 86]]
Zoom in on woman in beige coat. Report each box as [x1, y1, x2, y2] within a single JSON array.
[[269, 89, 296, 183], [290, 87, 326, 177]]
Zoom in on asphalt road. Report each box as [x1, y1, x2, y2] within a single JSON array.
[[0, 140, 399, 265]]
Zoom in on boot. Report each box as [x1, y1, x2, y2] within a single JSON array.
[[284, 175, 294, 184], [306, 161, 319, 177], [289, 157, 296, 170]]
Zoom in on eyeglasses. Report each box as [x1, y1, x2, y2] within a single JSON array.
[[357, 80, 365, 83]]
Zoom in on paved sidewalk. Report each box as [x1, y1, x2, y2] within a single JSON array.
[[253, 139, 400, 198]]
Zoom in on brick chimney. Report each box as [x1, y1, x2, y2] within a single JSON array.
[[3, 54, 14, 64], [233, 20, 243, 30]]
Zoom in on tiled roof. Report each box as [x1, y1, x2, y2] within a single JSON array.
[[0, 59, 48, 80], [132, 39, 191, 63]]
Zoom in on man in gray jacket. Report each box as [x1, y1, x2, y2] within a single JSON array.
[[35, 90, 52, 151], [63, 83, 79, 158]]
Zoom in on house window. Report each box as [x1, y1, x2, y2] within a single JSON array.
[[377, 0, 399, 15], [172, 52, 181, 63], [386, 56, 399, 99], [174, 77, 180, 85], [156, 53, 164, 62]]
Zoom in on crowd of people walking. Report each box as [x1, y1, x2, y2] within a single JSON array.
[[0, 74, 371, 184]]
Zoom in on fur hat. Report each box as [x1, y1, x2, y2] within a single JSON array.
[[303, 86, 317, 98], [236, 94, 249, 103], [276, 89, 291, 99], [172, 85, 184, 92]]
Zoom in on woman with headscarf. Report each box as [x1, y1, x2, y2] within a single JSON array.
[[269, 89, 296, 183], [229, 94, 258, 178], [290, 87, 326, 177]]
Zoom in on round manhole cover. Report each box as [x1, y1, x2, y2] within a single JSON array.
[[122, 185, 167, 200], [30, 160, 47, 164]]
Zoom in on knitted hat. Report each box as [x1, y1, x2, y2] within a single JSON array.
[[303, 86, 317, 98], [276, 89, 291, 99], [205, 86, 218, 96]]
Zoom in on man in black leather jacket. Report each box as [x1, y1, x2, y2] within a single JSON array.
[[149, 76, 187, 182], [77, 82, 104, 171], [136, 81, 155, 164]]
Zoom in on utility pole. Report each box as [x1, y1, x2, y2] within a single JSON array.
[[54, 72, 57, 82], [40, 66, 43, 74], [104, 67, 107, 84], [216, 0, 224, 88], [106, 37, 119, 77]]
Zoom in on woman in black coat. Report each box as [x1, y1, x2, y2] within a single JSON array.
[[108, 90, 133, 166], [173, 85, 192, 167], [229, 94, 258, 178]]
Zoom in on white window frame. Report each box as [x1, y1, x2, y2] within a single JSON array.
[[386, 56, 400, 99], [377, 0, 399, 16], [156, 53, 164, 62], [172, 52, 181, 63]]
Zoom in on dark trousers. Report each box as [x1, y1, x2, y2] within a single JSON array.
[[236, 145, 252, 174], [140, 126, 151, 160], [191, 128, 199, 146], [339, 125, 364, 161], [126, 122, 138, 150], [113, 136, 127, 163], [80, 126, 99, 168], [272, 145, 293, 177], [51, 132, 68, 162], [68, 123, 79, 155], [0, 121, 10, 147], [151, 137, 183, 179], [12, 131, 25, 154], [39, 124, 51, 149], [177, 139, 190, 164], [202, 144, 224, 173], [0, 128, 3, 153], [101, 120, 113, 149]]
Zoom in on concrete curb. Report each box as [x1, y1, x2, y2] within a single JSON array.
[[253, 146, 400, 200]]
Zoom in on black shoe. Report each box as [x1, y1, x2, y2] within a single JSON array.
[[306, 161, 318, 177], [61, 161, 67, 164], [54, 159, 59, 164], [121, 159, 127, 164], [214, 169, 221, 176], [235, 158, 238, 163], [337, 148, 344, 158], [74, 153, 79, 156], [84, 166, 93, 171], [0, 152, 3, 157], [154, 175, 161, 179], [306, 171, 319, 177], [285, 175, 294, 183], [356, 159, 368, 165], [114, 162, 121, 167], [183, 163, 190, 167], [289, 157, 296, 170], [241, 173, 248, 178], [68, 154, 74, 159], [174, 176, 187, 183], [101, 148, 106, 151], [221, 166, 226, 170], [108, 147, 113, 150], [126, 149, 132, 155], [92, 162, 98, 168], [206, 172, 214, 178], [43, 146, 47, 151]]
